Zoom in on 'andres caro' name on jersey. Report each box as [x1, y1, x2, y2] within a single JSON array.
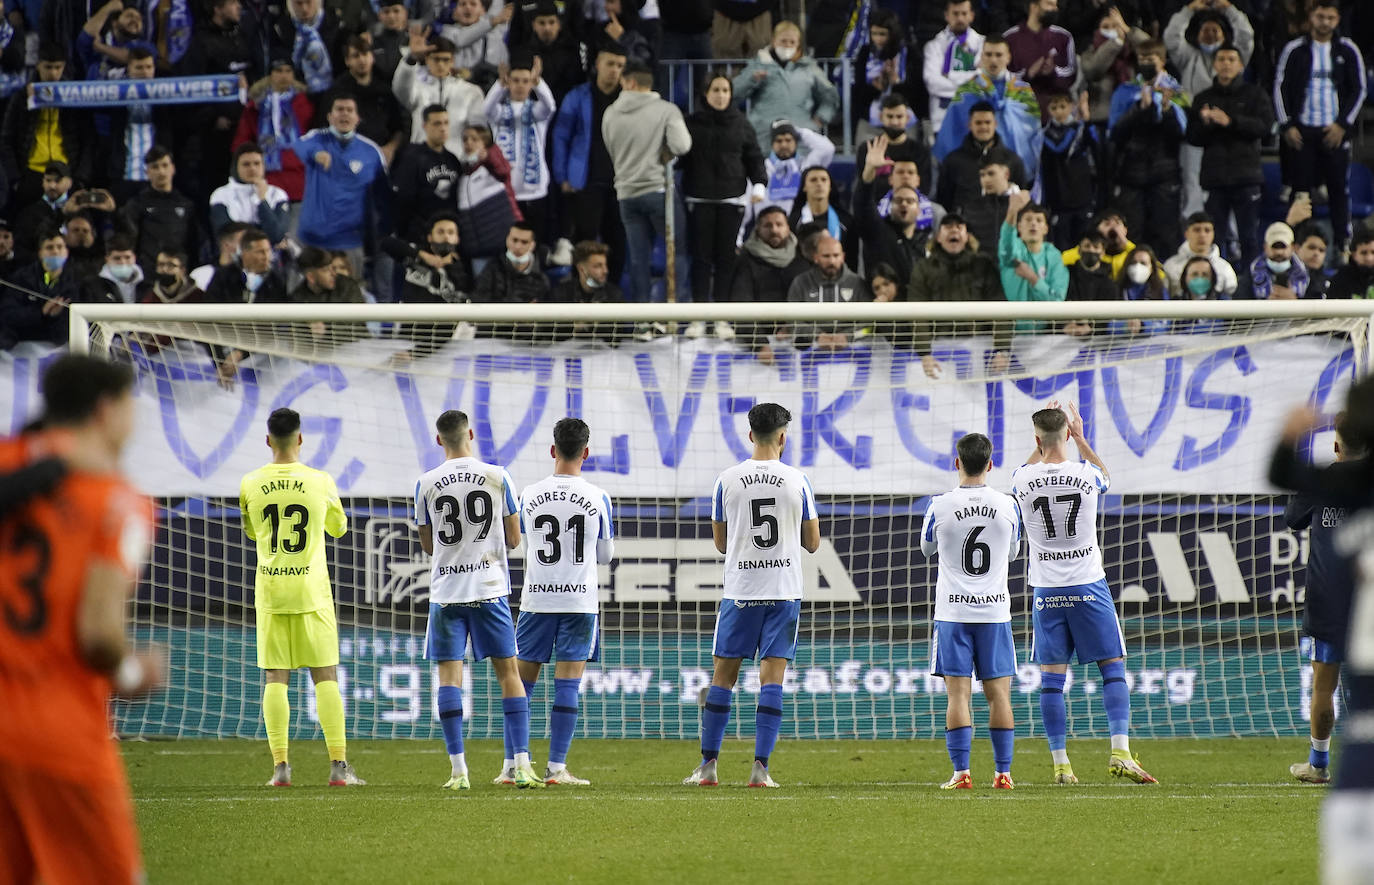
[[523, 489, 600, 518], [740, 473, 785, 489], [1020, 473, 1096, 495], [738, 558, 792, 569]]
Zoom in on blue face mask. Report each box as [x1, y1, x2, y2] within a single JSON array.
[[41, 254, 66, 272], [328, 125, 354, 141], [245, 270, 265, 291], [108, 263, 137, 282]]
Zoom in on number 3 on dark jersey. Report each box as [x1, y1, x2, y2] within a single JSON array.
[[3, 523, 50, 635]]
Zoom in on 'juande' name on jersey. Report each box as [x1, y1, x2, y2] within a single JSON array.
[[414, 456, 518, 604], [1010, 460, 1109, 588], [712, 459, 818, 600], [920, 485, 1021, 623], [519, 473, 614, 614]]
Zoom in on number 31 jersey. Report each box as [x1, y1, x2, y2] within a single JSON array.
[[414, 456, 518, 604], [519, 474, 614, 614], [712, 459, 817, 601], [1010, 460, 1110, 588]]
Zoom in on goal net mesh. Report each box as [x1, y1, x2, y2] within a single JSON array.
[[60, 305, 1366, 743]]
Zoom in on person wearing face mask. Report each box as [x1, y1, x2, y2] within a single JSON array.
[[207, 226, 287, 306], [0, 227, 86, 350], [455, 123, 520, 274], [1062, 208, 1139, 276], [295, 94, 393, 277], [1162, 211, 1238, 297], [1078, 7, 1150, 127], [732, 20, 840, 153], [1237, 222, 1310, 300], [139, 250, 203, 305], [1164, 2, 1254, 217], [548, 239, 626, 343], [82, 235, 145, 305], [1063, 230, 1115, 335], [383, 211, 475, 361], [1109, 245, 1172, 336], [852, 95, 934, 197], [472, 221, 550, 339], [1004, 0, 1077, 118], [682, 74, 766, 334]]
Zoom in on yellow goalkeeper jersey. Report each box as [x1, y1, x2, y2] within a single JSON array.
[[239, 461, 347, 614]]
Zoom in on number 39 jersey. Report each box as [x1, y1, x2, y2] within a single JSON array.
[[1010, 460, 1110, 588], [920, 485, 1020, 623], [712, 459, 817, 601], [518, 474, 614, 614], [414, 456, 519, 604]]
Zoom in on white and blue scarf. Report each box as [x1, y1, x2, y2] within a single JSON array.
[[877, 188, 934, 228], [146, 0, 192, 65], [0, 19, 23, 97], [293, 11, 333, 93], [258, 90, 302, 171], [495, 97, 541, 189]]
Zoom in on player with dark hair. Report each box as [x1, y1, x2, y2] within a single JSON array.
[[515, 418, 615, 785], [685, 403, 821, 788], [239, 408, 358, 787], [1287, 411, 1368, 784], [921, 433, 1022, 790], [414, 410, 538, 789], [1011, 401, 1157, 785], [0, 355, 164, 884]]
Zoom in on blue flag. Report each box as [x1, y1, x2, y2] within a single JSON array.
[[32, 75, 239, 108]]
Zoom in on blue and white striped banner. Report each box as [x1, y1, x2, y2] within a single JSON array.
[[31, 75, 239, 108]]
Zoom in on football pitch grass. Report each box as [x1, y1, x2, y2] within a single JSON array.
[[127, 738, 1324, 884]]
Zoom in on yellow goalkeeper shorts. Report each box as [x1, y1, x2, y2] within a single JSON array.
[[255, 607, 340, 670]]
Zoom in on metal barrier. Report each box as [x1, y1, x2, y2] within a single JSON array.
[[658, 56, 854, 156]]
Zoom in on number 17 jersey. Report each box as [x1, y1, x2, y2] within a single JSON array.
[[1010, 459, 1110, 588], [712, 459, 817, 600]]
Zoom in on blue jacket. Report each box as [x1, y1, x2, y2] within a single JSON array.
[[551, 81, 594, 191], [296, 128, 392, 251]]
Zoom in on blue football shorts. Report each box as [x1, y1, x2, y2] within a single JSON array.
[[515, 611, 601, 663], [424, 598, 517, 662], [712, 598, 802, 661], [1029, 579, 1126, 665], [931, 620, 1017, 680]]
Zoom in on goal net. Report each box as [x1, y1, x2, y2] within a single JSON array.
[[50, 299, 1372, 744]]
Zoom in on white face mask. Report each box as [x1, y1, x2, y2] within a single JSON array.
[[774, 44, 796, 60], [1099, 28, 1120, 41], [1125, 263, 1152, 285], [461, 151, 480, 165], [506, 249, 530, 266], [245, 270, 265, 291]]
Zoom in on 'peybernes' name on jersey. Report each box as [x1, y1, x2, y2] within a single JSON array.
[[1018, 473, 1097, 494]]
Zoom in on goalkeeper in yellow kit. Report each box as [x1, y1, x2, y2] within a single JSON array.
[[240, 407, 362, 787]]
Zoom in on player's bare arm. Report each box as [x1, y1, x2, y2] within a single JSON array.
[[77, 561, 165, 696], [801, 518, 821, 553], [503, 512, 521, 550], [418, 522, 434, 555], [712, 520, 727, 554]]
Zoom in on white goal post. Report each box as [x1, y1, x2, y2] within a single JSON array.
[[55, 298, 1374, 743]]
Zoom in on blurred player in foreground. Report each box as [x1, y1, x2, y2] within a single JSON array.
[[1285, 411, 1365, 784], [1269, 380, 1374, 885], [0, 355, 165, 884], [515, 418, 615, 785], [685, 403, 821, 788], [240, 408, 362, 787], [1011, 401, 1156, 785], [920, 432, 1021, 790], [414, 410, 539, 789]]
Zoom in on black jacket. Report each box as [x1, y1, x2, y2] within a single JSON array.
[[1327, 263, 1374, 300], [473, 254, 551, 340], [115, 187, 205, 271], [524, 32, 588, 105], [1274, 35, 1368, 131], [314, 72, 405, 149], [851, 177, 932, 288], [1187, 77, 1276, 190], [854, 137, 933, 204], [382, 236, 473, 304], [205, 264, 288, 304], [935, 133, 1030, 213], [1067, 262, 1117, 301], [391, 145, 462, 242], [1111, 92, 1185, 186], [726, 237, 809, 351], [178, 19, 258, 82], [683, 105, 766, 201], [960, 192, 1011, 254], [907, 243, 1007, 355], [1040, 120, 1098, 213], [547, 276, 627, 341], [0, 263, 85, 350], [0, 92, 93, 186], [13, 198, 69, 254]]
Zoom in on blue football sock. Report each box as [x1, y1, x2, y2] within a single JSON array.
[[945, 726, 972, 771], [1099, 660, 1130, 739], [549, 677, 581, 765], [990, 727, 1014, 772], [502, 695, 531, 757], [1040, 672, 1068, 752], [1311, 737, 1331, 769], [754, 683, 784, 767], [700, 685, 733, 762], [437, 685, 464, 755]]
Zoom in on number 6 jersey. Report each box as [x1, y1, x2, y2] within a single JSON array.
[[414, 457, 519, 604], [518, 474, 615, 614], [712, 459, 818, 600], [919, 485, 1021, 623], [1010, 460, 1110, 589]]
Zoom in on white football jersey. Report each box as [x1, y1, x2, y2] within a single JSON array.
[[414, 456, 519, 603], [712, 459, 818, 600], [1010, 460, 1110, 588], [920, 485, 1020, 623], [519, 474, 615, 614]]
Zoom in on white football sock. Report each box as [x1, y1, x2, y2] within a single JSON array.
[[450, 753, 467, 777], [514, 751, 531, 768], [1111, 735, 1130, 753], [1051, 749, 1070, 765]]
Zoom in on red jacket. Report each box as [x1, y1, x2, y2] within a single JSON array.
[[232, 91, 315, 201]]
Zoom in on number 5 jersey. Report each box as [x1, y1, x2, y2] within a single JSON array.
[[712, 459, 818, 601]]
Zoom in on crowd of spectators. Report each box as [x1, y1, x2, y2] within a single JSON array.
[[0, 0, 1372, 372]]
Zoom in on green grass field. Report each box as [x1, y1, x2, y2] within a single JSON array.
[[127, 738, 1325, 884]]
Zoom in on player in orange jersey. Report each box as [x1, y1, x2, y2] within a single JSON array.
[[0, 354, 166, 885]]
